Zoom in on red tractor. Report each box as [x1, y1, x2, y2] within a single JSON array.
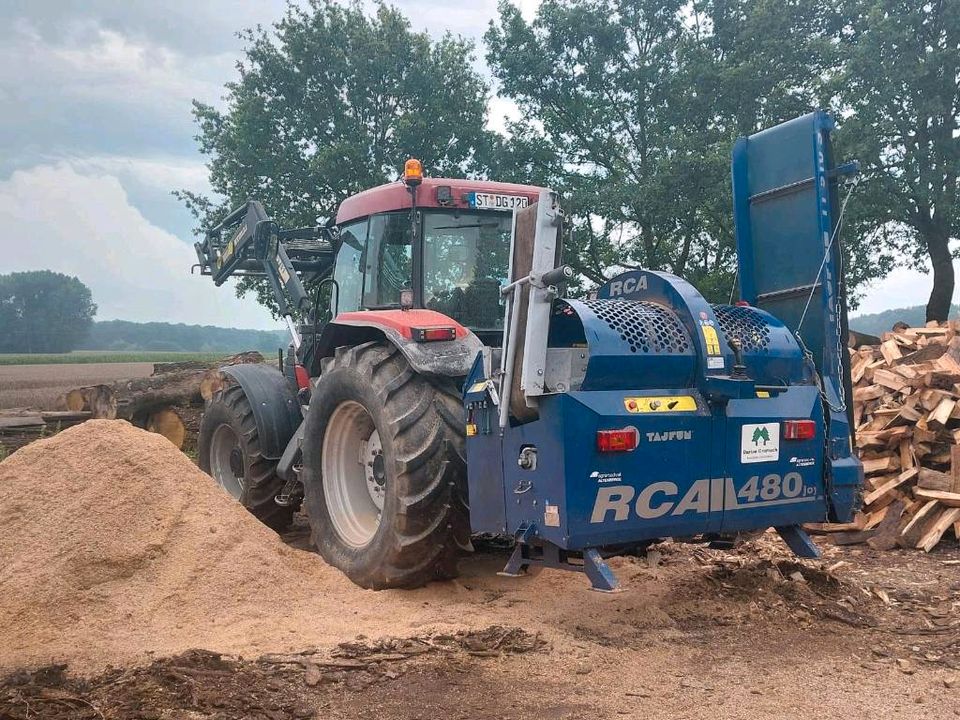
[[195, 161, 545, 588]]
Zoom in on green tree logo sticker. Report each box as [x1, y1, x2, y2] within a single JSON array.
[[751, 427, 771, 446]]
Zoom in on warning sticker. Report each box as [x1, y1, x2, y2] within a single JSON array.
[[702, 325, 721, 355], [741, 423, 780, 464]]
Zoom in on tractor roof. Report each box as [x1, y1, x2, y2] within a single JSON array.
[[335, 177, 546, 224]]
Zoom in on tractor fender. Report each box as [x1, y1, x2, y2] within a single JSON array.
[[220, 362, 302, 460], [314, 309, 484, 378]]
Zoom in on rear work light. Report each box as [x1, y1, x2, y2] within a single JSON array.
[[783, 419, 816, 440], [597, 427, 639, 453], [411, 326, 457, 342]]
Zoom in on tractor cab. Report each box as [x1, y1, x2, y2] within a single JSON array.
[[330, 166, 544, 344]]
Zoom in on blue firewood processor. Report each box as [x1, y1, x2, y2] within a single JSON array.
[[195, 111, 863, 592]]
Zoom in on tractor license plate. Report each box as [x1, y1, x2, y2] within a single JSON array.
[[467, 192, 529, 211]]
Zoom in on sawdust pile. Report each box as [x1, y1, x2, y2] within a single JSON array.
[[0, 420, 353, 671]]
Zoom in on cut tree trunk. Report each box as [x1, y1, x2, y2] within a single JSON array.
[[114, 352, 264, 424], [62, 385, 117, 418], [55, 352, 265, 446], [146, 408, 187, 449]]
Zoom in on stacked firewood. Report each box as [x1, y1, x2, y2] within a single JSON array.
[[840, 320, 960, 551]]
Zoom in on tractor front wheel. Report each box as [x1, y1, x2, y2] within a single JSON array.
[[302, 341, 469, 589], [198, 383, 296, 532]]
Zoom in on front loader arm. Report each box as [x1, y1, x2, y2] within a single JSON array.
[[195, 200, 336, 344]]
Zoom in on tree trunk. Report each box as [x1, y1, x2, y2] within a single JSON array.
[[925, 230, 955, 322]]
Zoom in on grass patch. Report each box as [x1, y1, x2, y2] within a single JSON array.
[[0, 351, 225, 366]]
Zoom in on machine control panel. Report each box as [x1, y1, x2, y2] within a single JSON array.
[[623, 395, 697, 413]]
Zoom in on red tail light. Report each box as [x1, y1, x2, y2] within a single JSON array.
[[597, 427, 639, 452], [783, 420, 816, 440], [411, 326, 457, 342]]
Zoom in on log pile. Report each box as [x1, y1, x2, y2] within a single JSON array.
[[0, 411, 96, 453], [841, 320, 960, 551], [0, 352, 264, 454]]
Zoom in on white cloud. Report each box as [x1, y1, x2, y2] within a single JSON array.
[[852, 261, 959, 317], [66, 154, 213, 197], [0, 163, 281, 331]]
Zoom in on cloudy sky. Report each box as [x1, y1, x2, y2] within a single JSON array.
[[1, 1, 944, 330]]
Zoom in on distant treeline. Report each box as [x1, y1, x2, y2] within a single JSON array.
[[63, 307, 960, 354], [78, 320, 288, 353], [850, 304, 960, 338]]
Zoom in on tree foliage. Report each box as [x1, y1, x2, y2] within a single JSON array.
[[183, 0, 495, 314], [832, 0, 960, 321], [485, 0, 875, 302], [188, 0, 958, 316], [0, 271, 97, 353]]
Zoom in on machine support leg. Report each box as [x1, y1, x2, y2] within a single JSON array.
[[498, 539, 622, 592], [776, 525, 821, 559], [582, 548, 621, 593], [498, 543, 532, 578]]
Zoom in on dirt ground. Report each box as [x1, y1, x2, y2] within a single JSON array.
[[0, 362, 155, 410], [2, 524, 958, 720]]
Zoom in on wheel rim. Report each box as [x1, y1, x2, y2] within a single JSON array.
[[322, 401, 383, 548], [210, 424, 244, 500]]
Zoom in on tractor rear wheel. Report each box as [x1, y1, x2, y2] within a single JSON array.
[[198, 383, 296, 532], [302, 341, 469, 589]]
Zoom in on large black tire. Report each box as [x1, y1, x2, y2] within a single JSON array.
[[302, 341, 469, 589], [198, 383, 295, 532]]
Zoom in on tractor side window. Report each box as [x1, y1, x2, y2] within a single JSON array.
[[333, 220, 367, 314], [366, 213, 412, 307]]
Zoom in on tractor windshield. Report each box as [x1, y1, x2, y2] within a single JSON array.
[[422, 210, 512, 331]]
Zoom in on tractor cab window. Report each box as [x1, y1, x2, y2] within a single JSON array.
[[332, 220, 367, 314], [365, 213, 412, 307], [423, 211, 512, 330]]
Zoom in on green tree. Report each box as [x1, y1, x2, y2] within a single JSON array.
[[182, 0, 495, 314], [832, 0, 960, 322], [0, 271, 97, 353], [486, 0, 888, 303]]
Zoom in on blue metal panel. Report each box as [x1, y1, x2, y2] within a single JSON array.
[[485, 386, 832, 550], [731, 111, 848, 374], [596, 270, 732, 383], [719, 388, 827, 533], [554, 299, 698, 390], [731, 110, 863, 524], [463, 353, 508, 534], [711, 303, 809, 386]]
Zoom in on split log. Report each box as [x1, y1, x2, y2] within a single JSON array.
[[867, 500, 906, 551], [863, 468, 917, 506], [899, 501, 941, 548], [917, 508, 960, 552], [918, 468, 955, 492], [913, 489, 960, 508]]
